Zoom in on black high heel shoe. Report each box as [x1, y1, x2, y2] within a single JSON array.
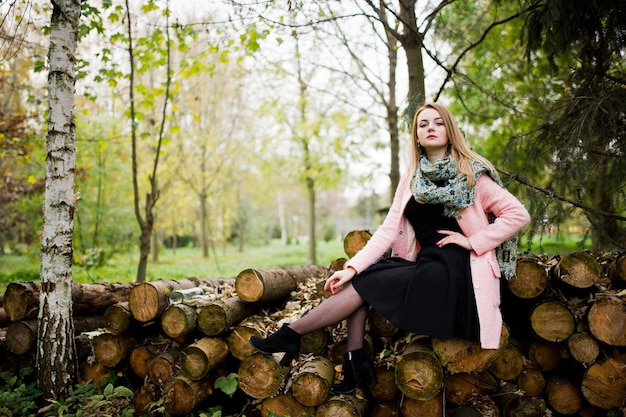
[[249, 324, 301, 366], [331, 348, 378, 394]]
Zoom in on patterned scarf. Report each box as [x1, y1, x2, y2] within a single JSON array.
[[411, 154, 519, 280]]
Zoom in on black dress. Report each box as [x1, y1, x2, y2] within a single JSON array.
[[351, 197, 480, 341]]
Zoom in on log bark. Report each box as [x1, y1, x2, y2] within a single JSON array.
[[6, 315, 104, 355], [161, 303, 197, 339], [395, 336, 444, 400], [432, 325, 509, 374], [197, 296, 258, 336], [507, 256, 549, 299], [234, 265, 327, 302], [343, 230, 372, 258], [399, 392, 444, 417], [3, 281, 133, 322], [580, 357, 626, 409], [554, 251, 601, 289], [291, 355, 334, 406], [238, 352, 286, 399], [92, 332, 135, 367], [529, 300, 575, 342], [163, 375, 214, 415], [316, 392, 368, 417], [587, 297, 626, 346], [259, 392, 314, 417], [545, 375, 583, 415], [180, 337, 229, 380]]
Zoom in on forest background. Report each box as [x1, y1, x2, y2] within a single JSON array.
[[1, 0, 624, 286]]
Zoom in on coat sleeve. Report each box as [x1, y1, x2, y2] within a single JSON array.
[[466, 175, 530, 256], [345, 173, 411, 273]]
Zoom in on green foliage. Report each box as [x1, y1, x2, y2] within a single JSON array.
[[214, 373, 238, 397], [43, 383, 135, 417], [0, 367, 42, 417]]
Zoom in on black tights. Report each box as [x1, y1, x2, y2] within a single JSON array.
[[289, 282, 369, 351]]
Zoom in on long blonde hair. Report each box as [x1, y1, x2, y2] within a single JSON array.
[[407, 102, 495, 188]]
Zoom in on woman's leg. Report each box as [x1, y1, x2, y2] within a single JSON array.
[[345, 303, 369, 351], [288, 282, 365, 335]]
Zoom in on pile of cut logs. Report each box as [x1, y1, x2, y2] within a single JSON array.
[[1, 232, 625, 417]]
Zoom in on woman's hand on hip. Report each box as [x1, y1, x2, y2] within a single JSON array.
[[324, 267, 357, 294], [436, 230, 473, 250]]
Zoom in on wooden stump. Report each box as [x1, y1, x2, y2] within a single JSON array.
[[235, 265, 327, 302], [369, 364, 399, 402], [104, 302, 133, 335], [291, 355, 334, 406], [545, 375, 583, 415], [259, 392, 314, 417], [580, 358, 626, 409], [197, 297, 257, 336], [343, 230, 372, 258], [554, 251, 600, 289], [587, 297, 626, 346], [507, 257, 549, 299], [238, 352, 286, 399], [566, 332, 600, 364], [400, 392, 444, 417], [608, 252, 626, 286], [316, 392, 368, 417], [488, 344, 524, 380], [180, 337, 229, 380], [395, 337, 443, 400], [444, 371, 498, 405], [130, 345, 156, 379], [300, 327, 330, 355], [93, 332, 135, 367], [529, 300, 575, 342], [3, 282, 39, 321], [432, 325, 508, 374], [128, 279, 200, 323], [527, 340, 561, 371], [148, 349, 180, 385], [161, 303, 197, 339], [163, 375, 214, 415], [517, 367, 545, 396]]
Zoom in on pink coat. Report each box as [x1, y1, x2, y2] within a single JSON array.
[[345, 171, 530, 349]]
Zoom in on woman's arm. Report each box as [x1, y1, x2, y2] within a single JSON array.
[[465, 175, 530, 256]]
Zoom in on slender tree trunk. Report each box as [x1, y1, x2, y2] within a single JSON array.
[[399, 0, 426, 105], [38, 0, 81, 399]]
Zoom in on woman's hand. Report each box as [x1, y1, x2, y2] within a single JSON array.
[[436, 230, 473, 250], [324, 267, 357, 294]]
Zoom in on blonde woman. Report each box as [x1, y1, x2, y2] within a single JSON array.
[[250, 102, 530, 394]]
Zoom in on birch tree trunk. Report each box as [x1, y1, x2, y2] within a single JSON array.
[[37, 0, 81, 399]]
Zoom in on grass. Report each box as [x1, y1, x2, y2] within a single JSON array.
[[0, 233, 592, 294], [0, 239, 347, 294]]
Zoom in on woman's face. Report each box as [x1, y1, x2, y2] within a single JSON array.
[[416, 108, 449, 161]]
